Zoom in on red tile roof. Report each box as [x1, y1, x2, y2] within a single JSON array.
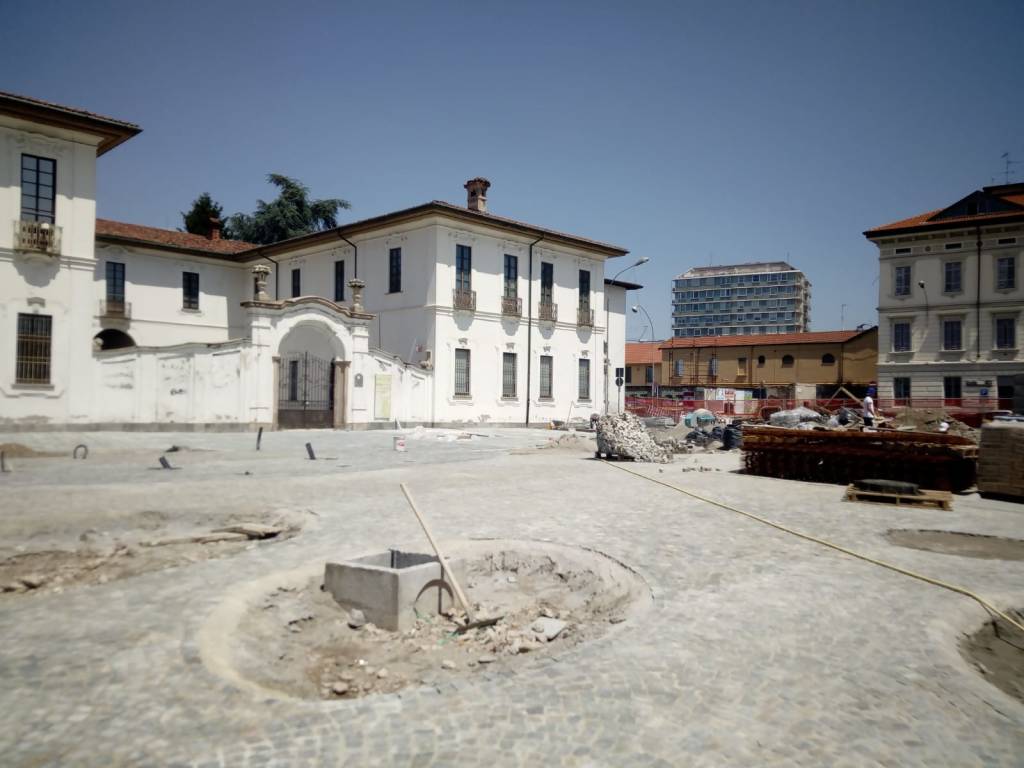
[[95, 219, 257, 257], [625, 342, 663, 365], [865, 185, 1024, 236], [658, 329, 870, 351]]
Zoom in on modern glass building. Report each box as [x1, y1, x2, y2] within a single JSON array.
[[671, 261, 811, 338]]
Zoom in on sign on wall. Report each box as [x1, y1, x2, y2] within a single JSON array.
[[374, 374, 392, 420]]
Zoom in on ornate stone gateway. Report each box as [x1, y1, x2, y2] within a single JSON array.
[[278, 352, 335, 428]]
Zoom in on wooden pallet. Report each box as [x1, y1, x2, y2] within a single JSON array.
[[843, 484, 953, 511]]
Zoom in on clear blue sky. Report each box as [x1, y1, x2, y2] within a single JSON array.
[[3, 1, 1022, 340]]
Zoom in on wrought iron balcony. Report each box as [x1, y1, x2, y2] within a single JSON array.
[[453, 288, 476, 311], [538, 301, 558, 323], [577, 306, 594, 327], [100, 299, 131, 319], [501, 295, 522, 317], [14, 220, 61, 255]]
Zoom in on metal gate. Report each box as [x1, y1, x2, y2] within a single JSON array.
[[278, 352, 335, 428]]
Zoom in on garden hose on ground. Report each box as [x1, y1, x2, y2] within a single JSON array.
[[602, 460, 1024, 635]]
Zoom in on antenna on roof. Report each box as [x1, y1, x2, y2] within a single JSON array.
[[998, 151, 1021, 184]]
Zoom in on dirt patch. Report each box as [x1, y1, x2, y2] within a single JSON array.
[[961, 611, 1024, 705], [888, 408, 979, 442], [0, 517, 301, 597], [0, 442, 63, 459], [886, 529, 1024, 561], [217, 539, 651, 700]]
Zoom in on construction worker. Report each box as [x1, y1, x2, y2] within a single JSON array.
[[863, 386, 877, 427]]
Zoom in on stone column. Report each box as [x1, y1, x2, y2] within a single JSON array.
[[333, 360, 350, 429], [252, 264, 271, 301], [271, 356, 281, 430], [348, 279, 366, 312]]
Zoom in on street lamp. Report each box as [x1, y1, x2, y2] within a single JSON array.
[[604, 256, 650, 412], [632, 304, 656, 399]]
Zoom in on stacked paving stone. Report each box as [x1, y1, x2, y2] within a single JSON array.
[[595, 412, 672, 463], [978, 420, 1024, 499]]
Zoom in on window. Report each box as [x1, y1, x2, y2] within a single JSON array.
[[894, 247, 911, 255], [894, 265, 911, 296], [673, 359, 685, 377], [540, 262, 554, 304], [540, 355, 554, 398], [737, 357, 747, 373], [388, 248, 402, 293], [644, 364, 653, 384], [708, 357, 718, 376], [892, 321, 911, 352], [821, 353, 836, 365], [894, 377, 911, 401], [944, 261, 962, 293], [334, 260, 345, 302], [944, 242, 962, 251], [454, 349, 471, 396], [578, 358, 590, 400], [757, 355, 765, 366], [455, 245, 472, 291], [997, 256, 1016, 290], [942, 318, 962, 351], [291, 268, 301, 298], [578, 269, 590, 309], [625, 366, 632, 384], [502, 352, 517, 398], [504, 254, 518, 298], [105, 262, 125, 302], [21, 154, 56, 223], [182, 272, 200, 310], [995, 317, 1016, 349], [944, 376, 962, 402], [781, 354, 794, 367], [998, 237, 1017, 245], [15, 313, 52, 384]]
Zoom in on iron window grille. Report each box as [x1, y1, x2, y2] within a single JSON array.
[[21, 154, 56, 223], [942, 319, 962, 351], [944, 261, 962, 293], [105, 261, 125, 303], [16, 313, 52, 384], [454, 348, 471, 397], [456, 245, 472, 292], [504, 254, 518, 298], [334, 260, 345, 302], [291, 268, 301, 298], [996, 256, 1016, 290], [892, 322, 911, 352], [502, 352, 517, 398], [540, 355, 553, 399], [894, 266, 911, 296], [578, 269, 590, 310], [995, 317, 1016, 349], [578, 358, 590, 400], [389, 248, 402, 293], [182, 271, 200, 310]]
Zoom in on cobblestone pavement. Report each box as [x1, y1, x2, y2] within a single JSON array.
[[1, 433, 1023, 766]]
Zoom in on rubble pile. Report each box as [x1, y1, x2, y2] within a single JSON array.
[[890, 407, 979, 442], [596, 412, 672, 462]]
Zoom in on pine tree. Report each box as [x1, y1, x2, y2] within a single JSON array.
[[181, 193, 230, 238], [227, 174, 350, 245]]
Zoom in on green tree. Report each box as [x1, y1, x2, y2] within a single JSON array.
[[227, 174, 350, 245], [181, 193, 231, 238]]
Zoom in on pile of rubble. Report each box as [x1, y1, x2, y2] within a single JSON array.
[[595, 412, 672, 463]]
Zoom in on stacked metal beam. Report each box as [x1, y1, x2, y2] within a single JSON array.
[[742, 427, 977, 492]]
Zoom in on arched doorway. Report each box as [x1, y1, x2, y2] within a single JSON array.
[[93, 329, 136, 350], [276, 321, 345, 429]]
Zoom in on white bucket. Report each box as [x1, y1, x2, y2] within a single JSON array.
[[393, 436, 407, 452]]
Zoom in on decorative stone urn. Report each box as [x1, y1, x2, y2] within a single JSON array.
[[348, 279, 366, 312], [252, 264, 271, 300]]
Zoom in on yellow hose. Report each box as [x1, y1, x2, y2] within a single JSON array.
[[602, 460, 1024, 635]]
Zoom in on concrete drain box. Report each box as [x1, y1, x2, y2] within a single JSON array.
[[324, 550, 466, 631]]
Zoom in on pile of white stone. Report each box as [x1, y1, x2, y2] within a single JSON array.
[[595, 412, 672, 463]]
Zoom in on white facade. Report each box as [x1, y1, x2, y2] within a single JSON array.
[[866, 185, 1024, 405], [1, 93, 631, 430]]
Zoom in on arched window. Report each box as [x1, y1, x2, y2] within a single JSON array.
[[93, 329, 136, 350], [821, 353, 836, 365], [781, 354, 795, 367]]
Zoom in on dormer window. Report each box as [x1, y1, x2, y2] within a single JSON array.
[[21, 154, 56, 224]]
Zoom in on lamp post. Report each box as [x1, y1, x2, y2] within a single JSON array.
[[604, 256, 649, 413], [632, 304, 656, 399]]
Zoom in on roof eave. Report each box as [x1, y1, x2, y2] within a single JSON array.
[[96, 233, 254, 261], [0, 94, 141, 156], [864, 211, 1024, 239]]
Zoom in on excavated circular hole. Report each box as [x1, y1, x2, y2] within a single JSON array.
[[201, 539, 652, 701], [885, 529, 1024, 561], [960, 611, 1024, 704]]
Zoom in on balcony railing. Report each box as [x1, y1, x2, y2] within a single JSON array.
[[14, 220, 61, 255], [100, 299, 132, 319], [453, 288, 476, 311], [538, 301, 558, 323], [577, 306, 594, 327], [501, 295, 522, 317]]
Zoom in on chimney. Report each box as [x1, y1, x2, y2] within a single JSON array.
[[464, 177, 491, 213], [208, 216, 222, 240]]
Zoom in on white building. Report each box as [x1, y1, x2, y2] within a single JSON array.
[[1, 92, 632, 430], [671, 261, 811, 338], [865, 183, 1024, 406]]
